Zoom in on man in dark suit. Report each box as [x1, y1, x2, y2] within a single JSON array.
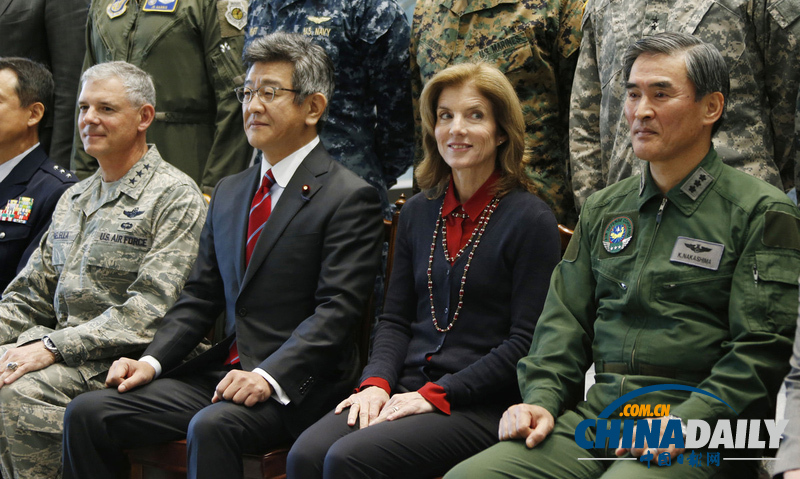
[[62, 32, 384, 479], [0, 57, 76, 293], [0, 0, 89, 168]]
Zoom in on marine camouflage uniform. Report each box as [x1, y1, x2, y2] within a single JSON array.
[[0, 146, 206, 479], [411, 0, 584, 226], [73, 0, 252, 195], [245, 0, 414, 218], [570, 0, 800, 209], [446, 148, 800, 478]]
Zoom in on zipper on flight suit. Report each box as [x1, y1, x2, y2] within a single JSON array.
[[126, 0, 141, 62], [630, 197, 669, 375]]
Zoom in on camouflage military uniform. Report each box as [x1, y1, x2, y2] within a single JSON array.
[[411, 0, 584, 226], [73, 0, 252, 195], [245, 0, 414, 218], [570, 0, 800, 209], [0, 146, 206, 479]]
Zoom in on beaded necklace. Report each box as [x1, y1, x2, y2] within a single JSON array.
[[427, 190, 500, 333]]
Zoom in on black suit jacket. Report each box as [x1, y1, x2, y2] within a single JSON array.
[[0, 0, 89, 167], [0, 145, 76, 292], [143, 144, 383, 433]]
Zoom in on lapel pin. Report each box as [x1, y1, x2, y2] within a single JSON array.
[[301, 184, 311, 200]]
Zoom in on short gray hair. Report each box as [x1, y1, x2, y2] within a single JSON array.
[[81, 61, 156, 108], [622, 32, 729, 134], [244, 32, 334, 122]]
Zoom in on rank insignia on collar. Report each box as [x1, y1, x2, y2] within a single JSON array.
[[0, 197, 33, 224], [225, 0, 248, 30], [680, 167, 714, 201], [142, 0, 178, 13], [107, 0, 129, 18], [602, 216, 634, 254]]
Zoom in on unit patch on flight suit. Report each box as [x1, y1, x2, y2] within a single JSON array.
[[143, 0, 178, 13], [602, 216, 634, 254]]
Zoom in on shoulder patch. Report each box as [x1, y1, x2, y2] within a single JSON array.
[[763, 210, 800, 251], [217, 0, 246, 38]]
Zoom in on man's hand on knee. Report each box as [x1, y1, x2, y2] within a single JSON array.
[[0, 342, 57, 387], [211, 370, 273, 407], [498, 404, 554, 449], [106, 358, 156, 393]]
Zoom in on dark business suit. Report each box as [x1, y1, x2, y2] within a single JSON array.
[[0, 0, 89, 167], [0, 145, 76, 292], [62, 144, 383, 479]]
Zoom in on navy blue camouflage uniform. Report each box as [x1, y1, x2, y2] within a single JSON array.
[[245, 0, 414, 218]]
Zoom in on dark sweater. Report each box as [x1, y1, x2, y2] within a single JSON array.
[[361, 188, 560, 408]]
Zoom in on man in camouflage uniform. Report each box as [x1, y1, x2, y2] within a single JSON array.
[[245, 0, 414, 218], [0, 61, 206, 479], [72, 0, 252, 197], [570, 0, 800, 210], [411, 0, 584, 226]]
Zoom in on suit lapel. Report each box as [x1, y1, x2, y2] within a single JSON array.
[[233, 167, 262, 284], [239, 148, 327, 292]]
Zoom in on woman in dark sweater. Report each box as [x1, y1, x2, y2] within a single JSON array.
[[286, 62, 561, 479]]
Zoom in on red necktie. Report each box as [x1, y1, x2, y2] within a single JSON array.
[[225, 169, 276, 366], [245, 169, 276, 265]]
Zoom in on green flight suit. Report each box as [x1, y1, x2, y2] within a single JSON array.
[[73, 0, 252, 195], [446, 148, 800, 478]]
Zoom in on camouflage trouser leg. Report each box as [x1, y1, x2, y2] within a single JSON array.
[[0, 346, 104, 479]]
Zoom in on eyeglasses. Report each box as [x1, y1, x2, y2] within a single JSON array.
[[234, 85, 299, 104]]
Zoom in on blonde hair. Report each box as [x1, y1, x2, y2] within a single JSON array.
[[415, 62, 533, 198]]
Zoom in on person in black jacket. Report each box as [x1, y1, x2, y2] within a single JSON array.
[[0, 57, 76, 293], [286, 62, 561, 479]]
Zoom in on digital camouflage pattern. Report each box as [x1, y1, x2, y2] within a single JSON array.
[[245, 0, 415, 218], [570, 0, 800, 209], [0, 146, 206, 479], [73, 0, 252, 195], [411, 0, 584, 226]]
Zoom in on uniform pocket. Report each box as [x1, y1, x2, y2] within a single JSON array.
[[16, 403, 64, 436], [754, 251, 800, 331]]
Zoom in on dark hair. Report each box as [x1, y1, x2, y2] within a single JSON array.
[[244, 32, 335, 122], [0, 57, 54, 133], [622, 32, 729, 134], [415, 62, 534, 198]]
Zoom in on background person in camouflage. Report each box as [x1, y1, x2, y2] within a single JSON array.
[[72, 0, 253, 197], [569, 0, 800, 210], [0, 61, 206, 479], [410, 0, 584, 226], [245, 0, 414, 218]]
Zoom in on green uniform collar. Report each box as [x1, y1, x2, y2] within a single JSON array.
[[638, 147, 722, 217]]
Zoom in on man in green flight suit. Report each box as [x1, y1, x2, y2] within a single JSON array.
[[446, 32, 800, 479], [72, 0, 252, 196]]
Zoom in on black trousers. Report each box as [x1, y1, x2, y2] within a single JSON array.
[[62, 367, 293, 479], [286, 402, 505, 479]]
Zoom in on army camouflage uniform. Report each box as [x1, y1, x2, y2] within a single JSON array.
[[0, 146, 206, 479], [570, 0, 800, 210], [73, 0, 252, 196], [245, 0, 414, 218], [411, 0, 584, 226]]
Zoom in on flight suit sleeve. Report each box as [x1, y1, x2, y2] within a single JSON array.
[[23, 184, 207, 366], [70, 11, 101, 180], [517, 215, 597, 419], [671, 202, 800, 422], [198, 0, 252, 195], [568, 4, 606, 211]]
